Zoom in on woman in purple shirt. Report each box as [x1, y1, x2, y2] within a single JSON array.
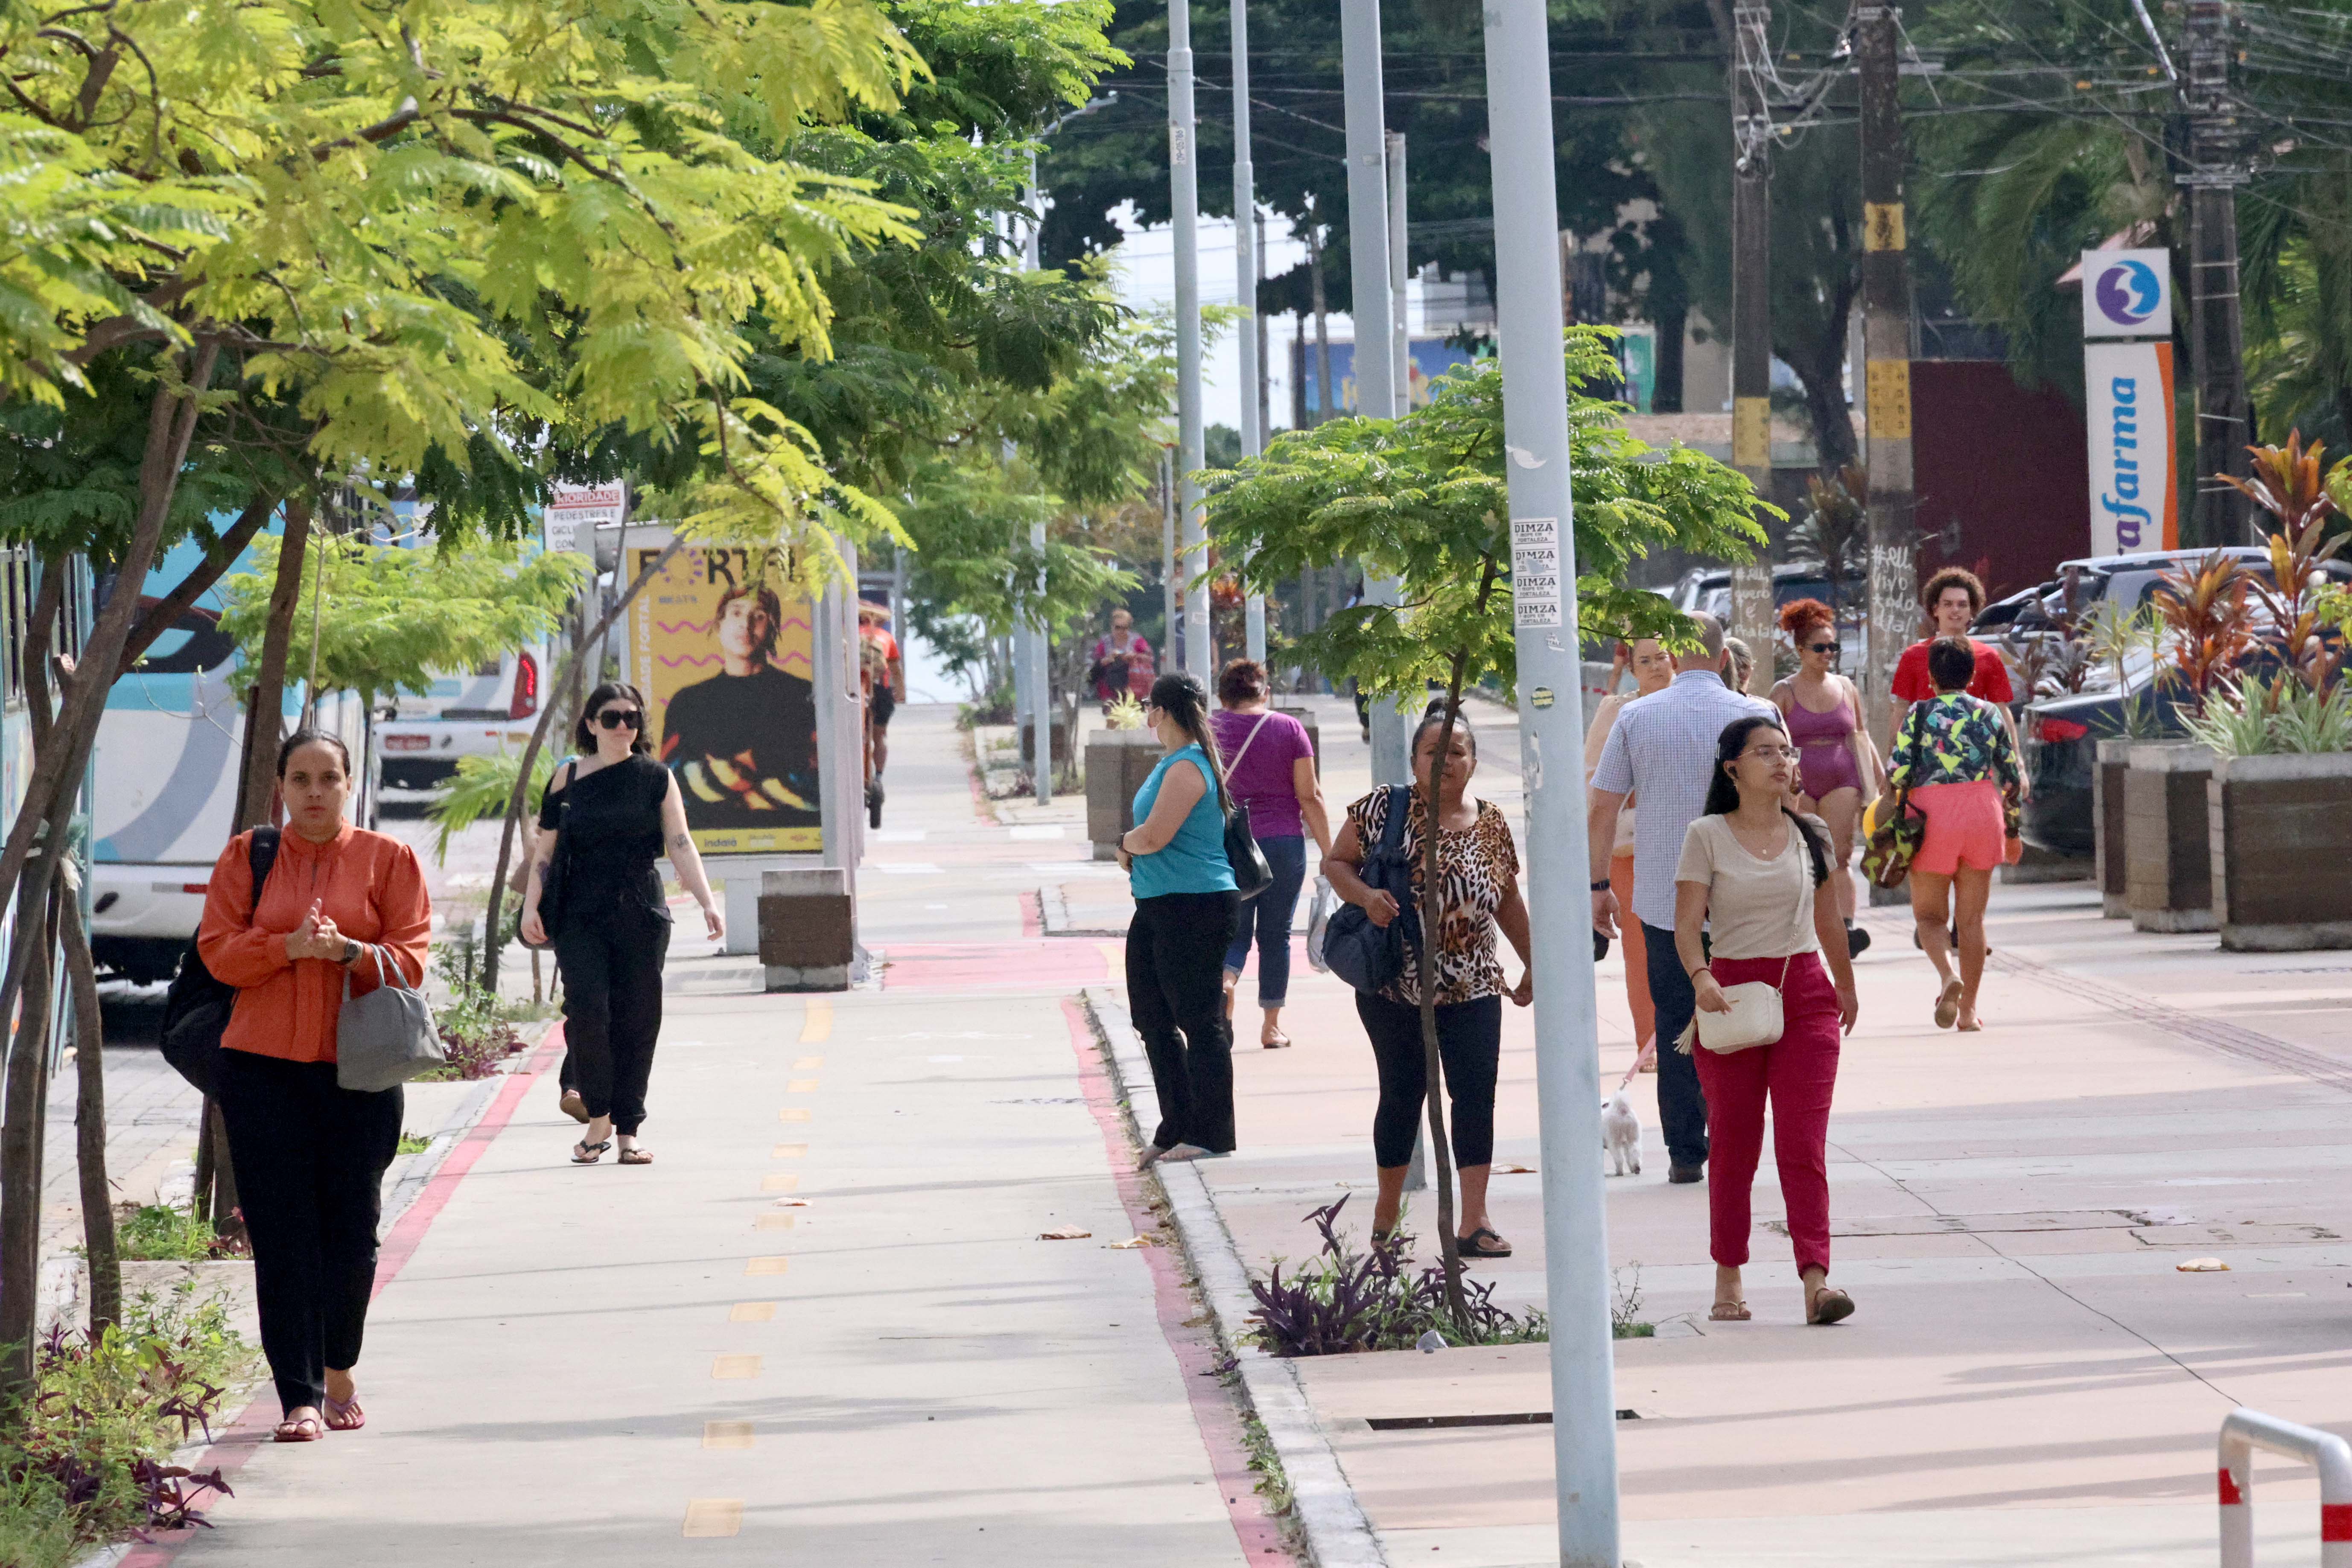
[[1210, 660, 1333, 1048]]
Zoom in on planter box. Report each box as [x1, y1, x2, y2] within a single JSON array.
[[2094, 737, 2133, 917], [1086, 729, 1163, 860], [2209, 751, 2352, 951], [2125, 743, 2216, 933], [759, 867, 854, 991]]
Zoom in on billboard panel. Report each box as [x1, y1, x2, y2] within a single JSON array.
[[2081, 248, 2172, 340], [625, 544, 821, 855], [2084, 340, 2179, 556]]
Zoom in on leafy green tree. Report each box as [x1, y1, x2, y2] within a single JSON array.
[[1205, 327, 1768, 1314]]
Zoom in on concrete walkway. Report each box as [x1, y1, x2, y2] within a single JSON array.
[[127, 702, 1278, 1568]]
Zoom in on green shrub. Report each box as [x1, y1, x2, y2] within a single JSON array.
[[113, 1204, 245, 1263]]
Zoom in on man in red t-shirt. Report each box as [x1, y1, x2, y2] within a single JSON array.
[[1889, 566, 2016, 744]]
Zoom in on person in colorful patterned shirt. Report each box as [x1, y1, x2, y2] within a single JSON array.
[[1887, 637, 2025, 1034]]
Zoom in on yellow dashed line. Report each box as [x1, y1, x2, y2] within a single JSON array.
[[762, 1174, 800, 1193], [711, 1355, 762, 1380], [703, 1422, 755, 1450], [772, 1144, 807, 1159], [800, 999, 832, 1044], [729, 1302, 776, 1322], [682, 1499, 743, 1538], [794, 1055, 823, 1070], [744, 1256, 790, 1276], [777, 1107, 811, 1122], [755, 1213, 794, 1231], [786, 1079, 821, 1093]]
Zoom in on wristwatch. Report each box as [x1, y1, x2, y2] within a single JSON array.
[[339, 939, 361, 965], [1590, 879, 1610, 892]]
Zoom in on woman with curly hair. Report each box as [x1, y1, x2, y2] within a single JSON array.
[[1770, 600, 1880, 954]]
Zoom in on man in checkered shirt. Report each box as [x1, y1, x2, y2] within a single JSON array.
[[1587, 612, 1775, 1183]]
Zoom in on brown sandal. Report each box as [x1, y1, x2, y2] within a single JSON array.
[[617, 1146, 653, 1166], [1807, 1286, 1856, 1325], [1708, 1299, 1751, 1322]]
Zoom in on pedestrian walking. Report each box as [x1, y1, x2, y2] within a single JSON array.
[[521, 682, 725, 1165], [1589, 612, 1777, 1182], [1721, 635, 1757, 695], [1324, 706, 1534, 1256], [1675, 713, 1859, 1326], [196, 731, 432, 1443], [1121, 672, 1240, 1167], [1888, 638, 2025, 1032], [1888, 566, 2015, 739], [1583, 636, 1675, 1062], [1210, 659, 1332, 1049], [1770, 600, 1882, 956]]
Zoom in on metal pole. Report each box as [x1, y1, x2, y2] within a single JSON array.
[[1256, 208, 1272, 440], [1025, 152, 1053, 801], [1161, 447, 1179, 673], [1170, 0, 1212, 681], [1857, 5, 1916, 757], [1342, 0, 1408, 786], [1235, 0, 1267, 665], [1482, 4, 1621, 1559], [2184, 0, 2251, 545], [1387, 131, 1411, 415], [1726, 0, 1775, 694]]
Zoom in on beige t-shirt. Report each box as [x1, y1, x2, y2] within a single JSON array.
[[1672, 813, 1824, 961]]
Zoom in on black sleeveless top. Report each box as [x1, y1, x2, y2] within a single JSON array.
[[538, 753, 673, 928]]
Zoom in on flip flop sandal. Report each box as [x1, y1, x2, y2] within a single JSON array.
[[1262, 1034, 1293, 1049], [617, 1147, 654, 1165], [1708, 1300, 1752, 1322], [1457, 1227, 1513, 1259], [274, 1415, 324, 1443], [1808, 1287, 1856, 1326], [1933, 978, 1963, 1029], [571, 1139, 611, 1165], [324, 1396, 365, 1432]]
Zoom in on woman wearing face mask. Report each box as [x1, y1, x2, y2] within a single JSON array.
[[522, 682, 725, 1166], [1584, 637, 1673, 1064], [198, 730, 432, 1444]]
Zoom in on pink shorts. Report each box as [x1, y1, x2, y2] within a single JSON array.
[[1909, 780, 2008, 874]]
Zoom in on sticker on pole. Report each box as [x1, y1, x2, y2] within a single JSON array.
[[1511, 517, 1562, 630]]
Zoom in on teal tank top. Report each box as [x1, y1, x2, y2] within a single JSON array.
[[1128, 744, 1237, 899]]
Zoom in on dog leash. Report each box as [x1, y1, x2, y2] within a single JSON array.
[[1614, 1038, 1655, 1093]]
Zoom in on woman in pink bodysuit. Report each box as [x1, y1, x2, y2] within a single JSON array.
[[1769, 600, 1882, 953]]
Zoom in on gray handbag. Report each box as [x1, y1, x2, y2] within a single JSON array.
[[336, 947, 446, 1092]]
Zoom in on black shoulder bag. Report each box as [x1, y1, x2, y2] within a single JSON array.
[[159, 827, 282, 1097], [526, 761, 575, 949], [1322, 786, 1425, 995], [1218, 719, 1274, 901]]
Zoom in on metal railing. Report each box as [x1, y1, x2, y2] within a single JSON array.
[[2218, 1407, 2352, 1567]]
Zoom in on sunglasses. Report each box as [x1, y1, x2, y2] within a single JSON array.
[[596, 709, 644, 731], [1805, 641, 1838, 654]]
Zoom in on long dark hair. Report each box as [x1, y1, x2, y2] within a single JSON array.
[[1703, 714, 1828, 886], [1147, 671, 1228, 811], [575, 682, 654, 756]]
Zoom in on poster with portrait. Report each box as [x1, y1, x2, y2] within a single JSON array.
[[626, 543, 823, 855]]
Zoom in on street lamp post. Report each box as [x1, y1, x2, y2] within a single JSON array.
[[1169, 0, 1211, 680], [1234, 0, 1266, 665], [1482, 0, 1623, 1562]]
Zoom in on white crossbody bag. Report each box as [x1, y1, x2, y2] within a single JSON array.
[[1690, 822, 1814, 1055]]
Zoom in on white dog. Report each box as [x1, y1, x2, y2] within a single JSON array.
[[1601, 1092, 1642, 1177]]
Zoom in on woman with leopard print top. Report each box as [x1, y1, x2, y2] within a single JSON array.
[[1323, 705, 1533, 1259]]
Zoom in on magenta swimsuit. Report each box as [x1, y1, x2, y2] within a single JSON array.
[[1786, 689, 1863, 799]]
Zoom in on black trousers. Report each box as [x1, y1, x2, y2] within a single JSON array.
[[216, 1048, 402, 1416], [1126, 891, 1240, 1153], [556, 901, 671, 1135], [1356, 991, 1502, 1169], [1642, 921, 1711, 1169]]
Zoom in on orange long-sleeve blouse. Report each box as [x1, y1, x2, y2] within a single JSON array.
[[196, 825, 432, 1065]]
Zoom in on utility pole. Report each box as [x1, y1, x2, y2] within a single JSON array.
[[1387, 131, 1411, 414], [1856, 4, 1915, 752], [1161, 446, 1179, 672], [1235, 0, 1266, 665], [1726, 0, 1775, 692], [1169, 0, 1211, 680], [1257, 209, 1272, 440], [1341, 0, 1408, 787], [1309, 210, 1334, 426], [2183, 0, 2252, 545], [1482, 0, 1622, 1557]]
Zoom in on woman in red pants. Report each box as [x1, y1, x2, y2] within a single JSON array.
[[1672, 713, 1861, 1326]]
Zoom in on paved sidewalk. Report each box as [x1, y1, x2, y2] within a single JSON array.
[[130, 703, 1278, 1568]]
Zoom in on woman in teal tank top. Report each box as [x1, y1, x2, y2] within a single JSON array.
[[1118, 672, 1240, 1165]]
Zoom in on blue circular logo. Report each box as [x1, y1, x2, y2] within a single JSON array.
[[2094, 259, 2164, 327]]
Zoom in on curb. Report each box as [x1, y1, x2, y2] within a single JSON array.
[[1039, 883, 1124, 938], [1080, 985, 1387, 1568]]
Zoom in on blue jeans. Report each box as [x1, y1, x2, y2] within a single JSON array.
[[1223, 833, 1308, 1007], [1642, 921, 1711, 1169]]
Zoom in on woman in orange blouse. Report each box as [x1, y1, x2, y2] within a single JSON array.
[[197, 730, 431, 1444]]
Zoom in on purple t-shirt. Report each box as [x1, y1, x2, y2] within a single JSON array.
[[1209, 709, 1314, 839]]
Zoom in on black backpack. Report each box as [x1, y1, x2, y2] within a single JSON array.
[[158, 828, 280, 1097]]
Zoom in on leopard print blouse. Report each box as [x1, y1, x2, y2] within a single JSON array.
[[1345, 788, 1520, 1007]]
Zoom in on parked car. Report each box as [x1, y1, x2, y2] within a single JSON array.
[[372, 648, 549, 801], [1667, 561, 1865, 667]]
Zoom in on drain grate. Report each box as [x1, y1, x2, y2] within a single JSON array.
[[1364, 1410, 1639, 1430]]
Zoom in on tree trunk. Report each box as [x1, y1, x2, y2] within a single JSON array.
[[481, 539, 686, 997], [0, 885, 55, 1411], [60, 895, 117, 1335], [235, 495, 314, 834], [1310, 224, 1335, 425]]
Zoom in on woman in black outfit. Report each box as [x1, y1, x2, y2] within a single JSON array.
[[521, 682, 725, 1165]]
